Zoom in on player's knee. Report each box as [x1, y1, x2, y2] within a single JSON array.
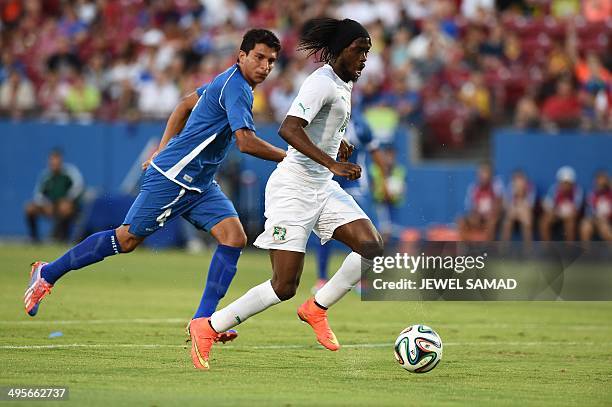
[[224, 230, 247, 248], [358, 234, 384, 260], [115, 227, 142, 253], [271, 280, 297, 301], [214, 226, 247, 248]]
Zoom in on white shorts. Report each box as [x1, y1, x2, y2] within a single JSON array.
[[253, 168, 369, 253]]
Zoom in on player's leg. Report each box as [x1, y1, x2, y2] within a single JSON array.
[[314, 243, 331, 292], [188, 249, 303, 369], [317, 218, 383, 306], [183, 183, 246, 323], [25, 171, 188, 316], [299, 183, 383, 350]]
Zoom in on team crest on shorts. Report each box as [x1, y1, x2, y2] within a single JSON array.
[[273, 226, 287, 241]]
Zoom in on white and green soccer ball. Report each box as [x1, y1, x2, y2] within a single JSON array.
[[394, 325, 443, 373]]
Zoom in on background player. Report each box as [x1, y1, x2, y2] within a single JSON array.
[[187, 18, 384, 370], [24, 29, 286, 346]]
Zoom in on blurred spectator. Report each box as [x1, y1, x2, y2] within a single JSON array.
[[583, 0, 611, 22], [47, 36, 82, 75], [458, 162, 504, 241], [269, 72, 297, 123], [459, 71, 491, 121], [38, 70, 70, 122], [501, 170, 535, 242], [25, 149, 84, 243], [138, 70, 180, 120], [551, 0, 580, 18], [514, 92, 540, 129], [64, 70, 101, 121], [539, 166, 583, 241], [461, 0, 495, 20], [370, 145, 406, 242], [408, 19, 453, 63], [541, 76, 581, 131], [580, 171, 612, 242], [0, 69, 36, 119]]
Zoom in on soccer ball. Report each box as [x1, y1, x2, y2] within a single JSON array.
[[394, 325, 443, 373]]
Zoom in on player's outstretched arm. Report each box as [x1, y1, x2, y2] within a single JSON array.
[[235, 128, 286, 162], [142, 91, 200, 170], [279, 116, 361, 180]]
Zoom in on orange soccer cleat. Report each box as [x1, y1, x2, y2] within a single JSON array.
[[187, 317, 218, 370], [297, 297, 340, 351], [24, 261, 52, 317]]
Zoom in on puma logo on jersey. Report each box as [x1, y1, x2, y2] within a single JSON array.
[[298, 102, 310, 115]]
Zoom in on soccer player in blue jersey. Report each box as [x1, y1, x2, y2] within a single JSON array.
[[24, 29, 286, 348]]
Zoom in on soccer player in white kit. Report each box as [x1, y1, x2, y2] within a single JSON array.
[[188, 18, 383, 369]]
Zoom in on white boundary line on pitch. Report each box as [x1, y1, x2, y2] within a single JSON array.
[[0, 318, 609, 330], [1, 341, 610, 350]]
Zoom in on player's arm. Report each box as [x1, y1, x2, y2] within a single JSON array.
[[338, 139, 354, 162], [142, 91, 200, 169], [234, 129, 286, 162], [279, 116, 361, 180], [370, 148, 392, 201]]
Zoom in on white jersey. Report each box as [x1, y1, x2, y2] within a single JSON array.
[[278, 64, 353, 184]]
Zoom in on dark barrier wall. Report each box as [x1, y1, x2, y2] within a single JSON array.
[[1, 121, 610, 237]]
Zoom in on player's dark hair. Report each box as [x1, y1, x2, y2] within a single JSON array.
[[240, 29, 281, 55], [298, 18, 370, 63]]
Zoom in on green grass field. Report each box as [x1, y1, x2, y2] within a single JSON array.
[[1, 243, 611, 406]]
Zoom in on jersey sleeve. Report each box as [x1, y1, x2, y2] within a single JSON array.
[[286, 75, 334, 124], [196, 84, 208, 97], [224, 83, 256, 133]]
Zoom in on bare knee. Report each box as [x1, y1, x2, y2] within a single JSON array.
[[220, 229, 247, 248], [211, 218, 247, 248], [115, 226, 143, 253], [357, 233, 384, 260], [270, 278, 298, 301]]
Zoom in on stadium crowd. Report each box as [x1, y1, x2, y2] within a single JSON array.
[[458, 163, 612, 242], [1, 0, 610, 149]]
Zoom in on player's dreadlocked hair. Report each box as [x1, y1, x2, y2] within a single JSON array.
[[297, 18, 370, 64]]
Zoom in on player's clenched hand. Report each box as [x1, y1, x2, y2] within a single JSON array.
[[141, 150, 159, 171], [338, 139, 354, 162], [330, 161, 361, 180]]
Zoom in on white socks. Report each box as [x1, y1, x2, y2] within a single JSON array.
[[315, 252, 372, 308], [210, 279, 281, 333]]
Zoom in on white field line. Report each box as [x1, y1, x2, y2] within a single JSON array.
[[0, 318, 609, 331], [1, 341, 610, 351]]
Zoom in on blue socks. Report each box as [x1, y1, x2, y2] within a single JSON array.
[[41, 230, 122, 285], [193, 244, 242, 319], [317, 243, 331, 280]]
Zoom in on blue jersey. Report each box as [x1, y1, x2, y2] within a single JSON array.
[[337, 111, 377, 195], [151, 64, 255, 192]]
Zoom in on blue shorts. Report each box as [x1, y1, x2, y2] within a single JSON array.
[[123, 169, 238, 237]]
